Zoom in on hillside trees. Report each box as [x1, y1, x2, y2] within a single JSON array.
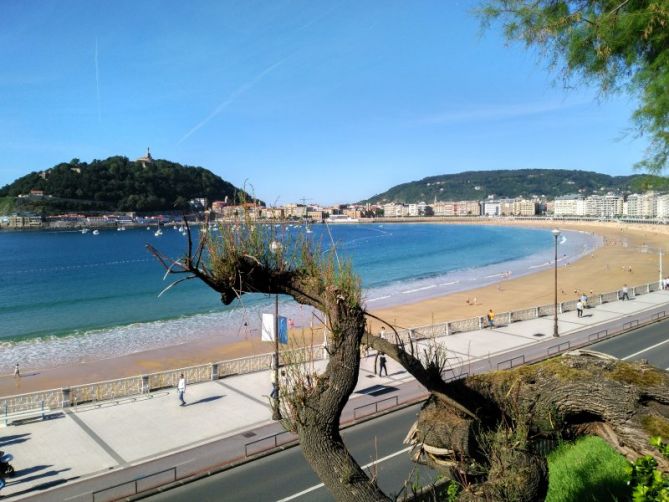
[[479, 0, 669, 172], [149, 221, 669, 501], [0, 156, 253, 213]]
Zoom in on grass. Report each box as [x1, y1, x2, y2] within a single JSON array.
[[546, 436, 630, 501]]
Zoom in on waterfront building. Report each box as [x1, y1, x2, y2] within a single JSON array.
[[260, 207, 284, 219], [656, 194, 669, 218], [407, 202, 427, 217], [344, 207, 363, 219], [382, 203, 404, 218], [456, 200, 481, 216], [432, 201, 455, 216], [626, 192, 658, 218], [307, 210, 323, 221], [1, 213, 43, 228], [483, 201, 501, 216], [585, 194, 624, 217], [284, 204, 307, 219], [554, 195, 586, 216], [513, 199, 538, 216]]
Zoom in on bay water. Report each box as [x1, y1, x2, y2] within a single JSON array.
[[0, 223, 599, 371]]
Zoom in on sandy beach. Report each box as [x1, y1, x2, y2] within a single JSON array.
[[2, 219, 667, 397]]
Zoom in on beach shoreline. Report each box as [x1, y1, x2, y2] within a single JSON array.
[[2, 219, 667, 397]]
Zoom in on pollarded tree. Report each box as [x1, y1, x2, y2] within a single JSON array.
[[479, 0, 669, 172], [149, 221, 669, 501]]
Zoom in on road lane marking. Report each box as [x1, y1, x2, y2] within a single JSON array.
[[277, 446, 413, 501], [621, 338, 669, 360]]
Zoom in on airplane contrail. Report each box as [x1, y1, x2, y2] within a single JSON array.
[[95, 37, 101, 122], [177, 58, 287, 145]]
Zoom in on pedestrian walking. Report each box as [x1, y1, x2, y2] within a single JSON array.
[[486, 309, 495, 329], [13, 363, 20, 378], [270, 370, 278, 400], [576, 300, 584, 318], [378, 352, 388, 377], [177, 373, 186, 406], [621, 284, 630, 301], [379, 326, 386, 340]]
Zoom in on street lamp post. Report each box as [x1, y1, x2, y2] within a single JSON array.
[[272, 294, 281, 420], [270, 240, 282, 421], [552, 229, 561, 338]]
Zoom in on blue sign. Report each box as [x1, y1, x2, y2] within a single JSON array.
[[278, 316, 288, 345]]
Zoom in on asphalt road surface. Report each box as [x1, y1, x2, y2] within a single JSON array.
[[590, 316, 669, 370], [146, 403, 437, 502]]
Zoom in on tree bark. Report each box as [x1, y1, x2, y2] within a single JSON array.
[[406, 351, 669, 500]]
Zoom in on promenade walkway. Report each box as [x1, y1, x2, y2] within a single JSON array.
[[3, 290, 669, 501]]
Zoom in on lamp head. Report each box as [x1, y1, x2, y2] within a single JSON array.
[[552, 229, 561, 237]]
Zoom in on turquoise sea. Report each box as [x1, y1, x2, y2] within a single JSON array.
[[0, 223, 599, 371]]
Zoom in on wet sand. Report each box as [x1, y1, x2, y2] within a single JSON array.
[[2, 220, 667, 397]]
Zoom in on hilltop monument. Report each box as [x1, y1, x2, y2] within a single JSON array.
[[136, 147, 154, 168]]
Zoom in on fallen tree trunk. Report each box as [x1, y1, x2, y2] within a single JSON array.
[[406, 351, 669, 500]]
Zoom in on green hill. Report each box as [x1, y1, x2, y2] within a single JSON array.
[[0, 156, 257, 214], [361, 169, 667, 204]]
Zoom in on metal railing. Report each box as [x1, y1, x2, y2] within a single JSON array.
[[353, 396, 400, 420], [91, 467, 176, 502], [244, 430, 297, 458]]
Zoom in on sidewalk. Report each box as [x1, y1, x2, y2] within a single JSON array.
[[3, 290, 669, 501]]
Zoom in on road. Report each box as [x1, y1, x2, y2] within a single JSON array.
[[146, 318, 669, 501], [147, 404, 436, 502], [590, 316, 669, 370]]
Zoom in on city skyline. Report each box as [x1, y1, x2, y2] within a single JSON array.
[[1, 0, 648, 205]]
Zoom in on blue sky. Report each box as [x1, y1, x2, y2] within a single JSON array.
[[0, 0, 646, 205]]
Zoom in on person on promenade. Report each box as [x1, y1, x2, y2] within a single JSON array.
[[580, 293, 588, 309], [177, 374, 186, 406], [13, 363, 19, 378], [379, 326, 386, 341], [486, 309, 495, 329], [270, 370, 278, 400], [576, 300, 584, 318], [621, 284, 630, 301], [378, 352, 388, 377]]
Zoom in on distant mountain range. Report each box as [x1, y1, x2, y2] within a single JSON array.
[[360, 169, 668, 204], [0, 156, 256, 214]]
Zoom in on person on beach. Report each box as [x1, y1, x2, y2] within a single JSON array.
[[379, 326, 386, 340], [13, 363, 19, 378], [486, 309, 495, 329], [177, 374, 186, 406], [378, 352, 388, 377], [576, 300, 584, 318], [621, 284, 630, 301]]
